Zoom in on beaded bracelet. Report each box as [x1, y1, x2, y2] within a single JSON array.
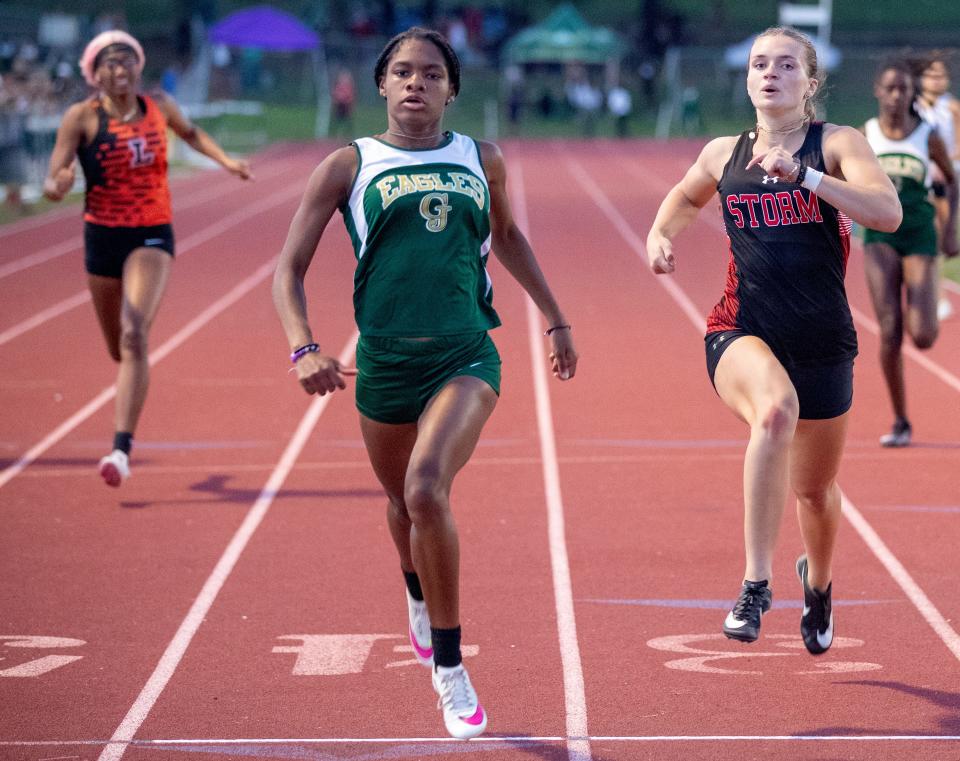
[[290, 342, 320, 363], [544, 324, 572, 336]]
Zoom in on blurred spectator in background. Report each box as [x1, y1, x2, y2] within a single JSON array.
[[331, 66, 356, 137], [0, 70, 29, 213], [504, 64, 524, 135], [607, 81, 632, 137], [161, 63, 180, 96], [566, 65, 602, 136], [638, 59, 658, 106], [913, 50, 960, 321]]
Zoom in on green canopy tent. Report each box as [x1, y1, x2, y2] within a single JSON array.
[[503, 3, 626, 66]]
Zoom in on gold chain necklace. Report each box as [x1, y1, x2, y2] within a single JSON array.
[[755, 116, 809, 136]]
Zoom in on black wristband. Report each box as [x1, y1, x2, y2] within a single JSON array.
[[794, 164, 807, 185]]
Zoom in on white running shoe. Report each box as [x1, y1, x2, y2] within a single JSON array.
[[938, 296, 953, 321], [432, 663, 487, 739], [879, 419, 912, 448], [406, 589, 433, 667], [98, 449, 130, 487]]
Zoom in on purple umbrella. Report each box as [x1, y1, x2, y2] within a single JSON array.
[[208, 5, 318, 51]]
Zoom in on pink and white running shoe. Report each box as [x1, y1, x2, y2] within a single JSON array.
[[406, 589, 433, 667], [98, 449, 130, 487], [432, 663, 487, 739]]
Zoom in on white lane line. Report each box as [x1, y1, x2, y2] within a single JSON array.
[[0, 205, 75, 238], [0, 183, 302, 347], [4, 734, 959, 747], [0, 238, 80, 280], [564, 152, 960, 663], [511, 160, 592, 761], [0, 162, 293, 281], [96, 334, 359, 761], [0, 257, 277, 490], [841, 495, 960, 660], [942, 278, 959, 295]]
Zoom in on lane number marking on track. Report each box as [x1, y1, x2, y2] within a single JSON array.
[[0, 635, 85, 677], [647, 633, 882, 675], [272, 634, 479, 675]]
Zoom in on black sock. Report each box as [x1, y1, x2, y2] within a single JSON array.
[[403, 570, 424, 601], [431, 626, 462, 668], [113, 432, 133, 455]]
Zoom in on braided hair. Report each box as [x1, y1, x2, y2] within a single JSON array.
[[374, 27, 461, 96]]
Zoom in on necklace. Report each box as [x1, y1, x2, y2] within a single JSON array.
[[105, 99, 138, 123], [386, 129, 444, 141], [751, 116, 809, 139]]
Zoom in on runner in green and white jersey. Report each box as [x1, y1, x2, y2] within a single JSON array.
[[272, 27, 578, 740], [862, 57, 957, 447]]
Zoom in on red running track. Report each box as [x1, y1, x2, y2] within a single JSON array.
[[1, 140, 958, 761]]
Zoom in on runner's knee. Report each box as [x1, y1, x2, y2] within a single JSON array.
[[757, 391, 799, 442], [910, 325, 937, 350], [119, 320, 148, 359], [795, 481, 838, 516], [403, 464, 449, 523]]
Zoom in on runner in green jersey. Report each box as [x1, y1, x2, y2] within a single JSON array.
[[862, 57, 958, 447], [272, 27, 578, 740]]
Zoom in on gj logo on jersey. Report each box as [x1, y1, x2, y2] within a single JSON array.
[[419, 193, 452, 232], [128, 136, 155, 168]]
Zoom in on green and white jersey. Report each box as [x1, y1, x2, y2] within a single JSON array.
[[342, 131, 501, 337], [865, 117, 933, 214]]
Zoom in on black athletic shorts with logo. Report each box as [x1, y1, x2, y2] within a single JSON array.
[[84, 222, 175, 278], [705, 329, 853, 420]]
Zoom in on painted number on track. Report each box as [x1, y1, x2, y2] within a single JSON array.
[[647, 633, 882, 675], [0, 635, 85, 677], [273, 634, 479, 675]]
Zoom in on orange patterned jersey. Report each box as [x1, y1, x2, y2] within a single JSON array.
[[77, 94, 172, 227]]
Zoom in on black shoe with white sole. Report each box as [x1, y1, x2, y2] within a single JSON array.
[[796, 554, 833, 655], [723, 579, 772, 643]]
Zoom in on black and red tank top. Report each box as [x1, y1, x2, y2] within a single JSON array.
[[708, 122, 857, 367], [77, 94, 172, 227]]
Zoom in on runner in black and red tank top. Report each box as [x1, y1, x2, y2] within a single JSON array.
[[43, 30, 253, 488], [646, 27, 901, 655], [710, 121, 857, 368]]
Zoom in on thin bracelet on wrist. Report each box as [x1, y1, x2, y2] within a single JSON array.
[[544, 324, 572, 336], [290, 342, 320, 363]]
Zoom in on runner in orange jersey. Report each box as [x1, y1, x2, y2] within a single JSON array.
[[44, 30, 253, 487]]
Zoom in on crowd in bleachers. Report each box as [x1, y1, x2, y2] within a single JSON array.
[[0, 36, 86, 210]]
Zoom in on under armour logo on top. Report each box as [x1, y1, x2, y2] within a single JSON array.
[[761, 175, 779, 184]]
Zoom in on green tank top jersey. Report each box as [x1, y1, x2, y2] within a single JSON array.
[[864, 118, 933, 220], [341, 132, 502, 337]]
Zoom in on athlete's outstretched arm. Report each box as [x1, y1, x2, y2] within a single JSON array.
[[157, 93, 253, 180], [646, 136, 733, 273], [273, 147, 357, 395], [42, 103, 86, 201], [480, 140, 577, 380]]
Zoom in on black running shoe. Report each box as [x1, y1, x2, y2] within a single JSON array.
[[796, 555, 833, 655], [723, 579, 772, 642]]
